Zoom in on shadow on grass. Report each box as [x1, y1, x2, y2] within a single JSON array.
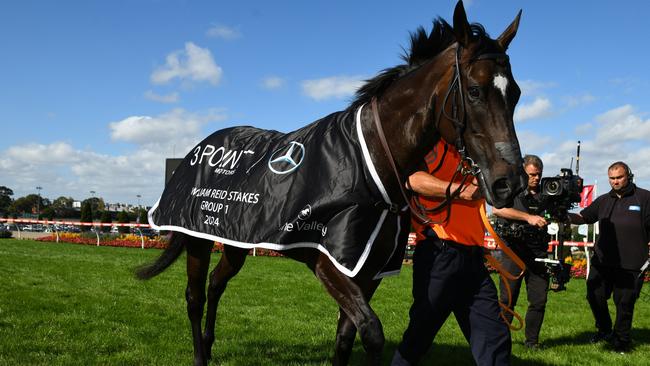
[[381, 341, 555, 366], [213, 339, 334, 365], [541, 327, 650, 350], [212, 339, 556, 365]]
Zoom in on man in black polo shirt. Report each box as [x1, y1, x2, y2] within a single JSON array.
[[571, 161, 650, 352], [494, 154, 550, 349]]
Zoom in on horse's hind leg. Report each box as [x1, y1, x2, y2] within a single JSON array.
[[333, 279, 382, 366], [185, 238, 214, 366], [334, 309, 357, 366], [314, 256, 384, 366], [203, 245, 248, 360]]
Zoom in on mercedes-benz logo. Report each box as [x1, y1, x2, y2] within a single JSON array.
[[297, 204, 312, 220], [268, 141, 305, 174]]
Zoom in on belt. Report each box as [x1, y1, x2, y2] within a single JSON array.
[[423, 228, 483, 254]]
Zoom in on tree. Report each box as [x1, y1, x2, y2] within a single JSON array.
[[80, 201, 93, 232], [52, 196, 75, 218], [85, 197, 105, 213], [100, 211, 112, 233], [138, 209, 148, 226], [11, 194, 46, 217], [117, 211, 130, 234], [0, 186, 13, 216], [41, 207, 55, 220]]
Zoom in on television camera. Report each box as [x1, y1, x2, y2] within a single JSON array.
[[539, 168, 583, 221], [536, 164, 583, 291], [495, 142, 585, 292]]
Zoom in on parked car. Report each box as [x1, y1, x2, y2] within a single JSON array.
[[0, 225, 11, 238], [135, 227, 159, 239]]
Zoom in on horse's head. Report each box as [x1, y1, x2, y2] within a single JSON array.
[[351, 1, 527, 209], [436, 1, 527, 208]]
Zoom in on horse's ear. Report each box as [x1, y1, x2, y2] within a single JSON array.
[[497, 10, 522, 51], [452, 1, 472, 46]]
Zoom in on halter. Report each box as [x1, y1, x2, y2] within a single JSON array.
[[371, 44, 509, 224]]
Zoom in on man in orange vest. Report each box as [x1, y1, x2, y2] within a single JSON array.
[[392, 139, 511, 365]]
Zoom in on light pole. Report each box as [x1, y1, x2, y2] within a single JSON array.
[[90, 190, 96, 210], [36, 186, 42, 218], [136, 194, 141, 209], [88, 191, 96, 232]]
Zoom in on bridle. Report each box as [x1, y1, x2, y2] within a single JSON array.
[[371, 44, 509, 224]]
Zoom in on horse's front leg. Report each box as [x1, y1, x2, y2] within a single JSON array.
[[185, 239, 213, 366], [315, 255, 384, 366], [202, 245, 248, 361]]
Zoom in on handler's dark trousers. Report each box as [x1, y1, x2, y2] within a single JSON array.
[[587, 265, 643, 345], [392, 236, 511, 366], [498, 256, 549, 346]]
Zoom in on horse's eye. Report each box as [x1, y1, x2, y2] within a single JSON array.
[[468, 86, 481, 100]]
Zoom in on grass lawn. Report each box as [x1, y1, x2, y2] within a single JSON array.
[[1, 239, 650, 365]]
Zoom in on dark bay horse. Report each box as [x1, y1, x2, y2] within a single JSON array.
[[136, 2, 526, 365]]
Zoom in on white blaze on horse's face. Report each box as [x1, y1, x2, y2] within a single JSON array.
[[493, 74, 509, 99]]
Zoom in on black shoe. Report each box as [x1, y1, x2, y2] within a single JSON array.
[[590, 331, 613, 344], [524, 342, 542, 350], [613, 339, 631, 354]]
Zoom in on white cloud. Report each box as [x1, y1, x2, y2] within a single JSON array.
[[1, 107, 232, 204], [514, 97, 553, 122], [144, 90, 179, 103], [151, 42, 222, 86], [518, 80, 556, 97], [575, 123, 593, 136], [206, 24, 241, 40], [301, 76, 365, 101], [564, 93, 596, 107], [627, 146, 650, 184], [109, 108, 226, 146], [2, 142, 80, 167], [2, 142, 186, 205], [261, 76, 286, 90], [594, 105, 650, 144], [514, 130, 552, 153]]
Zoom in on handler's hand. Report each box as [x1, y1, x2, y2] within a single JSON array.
[[526, 215, 547, 228], [458, 178, 482, 201]]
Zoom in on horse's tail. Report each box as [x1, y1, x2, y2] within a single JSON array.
[[135, 232, 185, 280]]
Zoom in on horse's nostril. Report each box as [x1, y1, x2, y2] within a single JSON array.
[[492, 178, 512, 201]]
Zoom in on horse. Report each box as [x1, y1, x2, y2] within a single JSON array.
[[136, 2, 526, 365]]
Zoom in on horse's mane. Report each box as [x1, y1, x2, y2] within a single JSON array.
[[349, 19, 493, 110]]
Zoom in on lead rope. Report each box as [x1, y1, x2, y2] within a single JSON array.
[[479, 203, 526, 331], [370, 97, 435, 223]]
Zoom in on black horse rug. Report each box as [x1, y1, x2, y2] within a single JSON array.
[[149, 106, 407, 278]]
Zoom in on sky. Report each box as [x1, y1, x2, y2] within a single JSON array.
[[1, 0, 649, 207]]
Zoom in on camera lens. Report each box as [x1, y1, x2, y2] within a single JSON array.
[[544, 179, 561, 195]]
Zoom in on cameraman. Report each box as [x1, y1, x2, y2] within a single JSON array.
[[570, 161, 650, 353], [493, 154, 551, 349]]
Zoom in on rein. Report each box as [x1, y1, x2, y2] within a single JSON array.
[[369, 44, 483, 223], [370, 43, 528, 329]]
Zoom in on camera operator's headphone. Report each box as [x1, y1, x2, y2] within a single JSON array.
[[611, 161, 634, 181]]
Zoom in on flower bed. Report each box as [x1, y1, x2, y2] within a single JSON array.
[[564, 255, 588, 279], [36, 232, 168, 249], [36, 232, 284, 257]]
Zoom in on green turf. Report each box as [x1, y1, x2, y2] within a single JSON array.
[[1, 239, 649, 365]]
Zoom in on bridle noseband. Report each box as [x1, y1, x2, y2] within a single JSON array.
[[370, 44, 509, 224]]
